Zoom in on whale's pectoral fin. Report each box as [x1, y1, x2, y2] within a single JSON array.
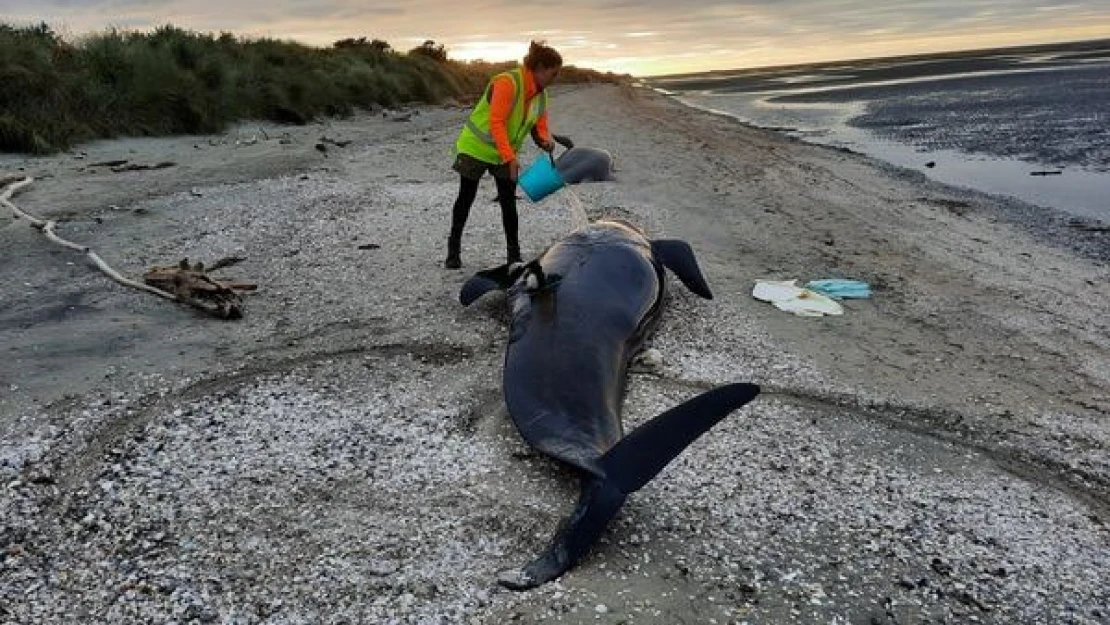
[[601, 382, 760, 493], [459, 275, 501, 306], [459, 262, 528, 305], [499, 477, 627, 591], [651, 239, 714, 299]]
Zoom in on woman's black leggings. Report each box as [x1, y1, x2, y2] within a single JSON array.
[[449, 175, 519, 249]]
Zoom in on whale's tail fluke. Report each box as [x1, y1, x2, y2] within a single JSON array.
[[498, 382, 760, 590], [498, 477, 626, 591]]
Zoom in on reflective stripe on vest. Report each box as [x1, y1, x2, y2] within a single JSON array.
[[455, 67, 547, 163]]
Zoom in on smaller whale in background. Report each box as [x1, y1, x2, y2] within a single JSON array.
[[492, 135, 616, 203], [554, 146, 616, 183]]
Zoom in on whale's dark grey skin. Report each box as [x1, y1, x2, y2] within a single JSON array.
[[554, 146, 616, 183], [460, 219, 760, 590]]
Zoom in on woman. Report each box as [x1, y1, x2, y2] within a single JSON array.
[[445, 41, 563, 269]]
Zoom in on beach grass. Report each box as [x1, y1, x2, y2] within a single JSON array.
[[0, 22, 625, 154]]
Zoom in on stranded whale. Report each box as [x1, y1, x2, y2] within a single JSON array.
[[554, 146, 616, 183], [460, 219, 759, 589]]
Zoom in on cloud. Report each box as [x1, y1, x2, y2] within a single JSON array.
[[5, 0, 1109, 73]]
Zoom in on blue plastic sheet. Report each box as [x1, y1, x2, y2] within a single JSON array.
[[804, 279, 872, 300]]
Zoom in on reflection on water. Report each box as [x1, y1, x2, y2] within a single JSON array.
[[676, 90, 1110, 222], [655, 42, 1110, 222], [839, 126, 1110, 223]]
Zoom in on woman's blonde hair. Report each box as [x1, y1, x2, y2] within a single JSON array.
[[524, 40, 563, 70]]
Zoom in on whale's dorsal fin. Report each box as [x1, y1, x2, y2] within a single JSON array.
[[651, 239, 713, 299]]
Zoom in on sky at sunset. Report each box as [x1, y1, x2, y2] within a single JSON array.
[[5, 1, 1110, 76]]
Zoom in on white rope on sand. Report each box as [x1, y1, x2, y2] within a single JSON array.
[[2, 176, 182, 303]]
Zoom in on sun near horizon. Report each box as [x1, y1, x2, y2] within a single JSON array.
[[6, 1, 1110, 78], [439, 24, 1110, 78]]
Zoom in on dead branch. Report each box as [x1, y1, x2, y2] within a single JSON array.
[[2, 177, 249, 319], [110, 161, 176, 173], [207, 255, 248, 272], [143, 260, 254, 320]]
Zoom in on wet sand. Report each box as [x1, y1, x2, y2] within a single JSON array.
[[1, 84, 1108, 624]]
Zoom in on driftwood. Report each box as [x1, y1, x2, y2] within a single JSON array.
[[83, 160, 178, 172], [1067, 218, 1110, 233], [2, 176, 255, 320], [111, 161, 176, 173], [143, 259, 256, 320]]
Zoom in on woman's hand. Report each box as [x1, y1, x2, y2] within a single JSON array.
[[552, 134, 574, 150], [509, 159, 520, 181]]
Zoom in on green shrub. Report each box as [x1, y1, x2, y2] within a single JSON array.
[[0, 113, 52, 153], [0, 21, 628, 153]]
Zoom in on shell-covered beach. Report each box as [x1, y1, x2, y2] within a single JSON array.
[[2, 84, 1107, 623]]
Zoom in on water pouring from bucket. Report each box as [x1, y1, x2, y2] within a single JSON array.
[[518, 150, 589, 230]]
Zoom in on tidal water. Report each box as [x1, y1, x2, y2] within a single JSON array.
[[650, 41, 1110, 222]]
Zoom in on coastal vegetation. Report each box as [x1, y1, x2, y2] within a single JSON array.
[[0, 22, 625, 154]]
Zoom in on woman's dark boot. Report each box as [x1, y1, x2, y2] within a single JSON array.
[[445, 236, 462, 269]]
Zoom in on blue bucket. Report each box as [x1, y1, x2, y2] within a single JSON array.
[[518, 155, 565, 202]]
